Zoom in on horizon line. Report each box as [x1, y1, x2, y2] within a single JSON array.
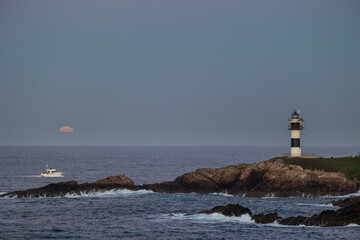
[[0, 145, 359, 148]]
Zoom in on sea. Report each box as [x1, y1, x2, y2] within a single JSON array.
[[0, 146, 359, 239]]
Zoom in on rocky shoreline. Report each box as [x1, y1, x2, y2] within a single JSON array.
[[1, 157, 359, 198], [194, 201, 360, 227]]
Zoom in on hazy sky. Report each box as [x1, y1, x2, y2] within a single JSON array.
[[0, 0, 359, 146]]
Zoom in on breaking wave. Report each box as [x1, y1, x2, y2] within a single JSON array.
[[295, 203, 336, 207], [321, 190, 360, 198], [162, 213, 360, 228], [64, 189, 154, 198], [165, 213, 254, 224], [345, 223, 360, 227], [210, 192, 234, 197]]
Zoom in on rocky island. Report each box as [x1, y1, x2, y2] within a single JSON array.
[[143, 156, 359, 196], [1, 156, 359, 198], [0, 174, 139, 198]]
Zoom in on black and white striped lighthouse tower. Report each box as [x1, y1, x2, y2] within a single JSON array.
[[288, 109, 304, 157]]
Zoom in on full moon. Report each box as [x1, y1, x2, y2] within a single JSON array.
[[59, 126, 74, 133]]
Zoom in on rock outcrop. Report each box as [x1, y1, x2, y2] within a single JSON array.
[[198, 201, 360, 227], [0, 174, 137, 198], [278, 201, 360, 226], [93, 174, 134, 186], [252, 212, 283, 224], [199, 204, 252, 217], [331, 196, 360, 208], [143, 164, 248, 194], [144, 159, 358, 197]]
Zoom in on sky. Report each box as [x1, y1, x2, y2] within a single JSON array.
[[0, 0, 359, 146]]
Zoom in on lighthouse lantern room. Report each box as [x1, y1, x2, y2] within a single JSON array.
[[288, 109, 304, 157]]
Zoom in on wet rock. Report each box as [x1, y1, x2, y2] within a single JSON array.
[[0, 181, 79, 198], [278, 216, 308, 225], [301, 202, 360, 226], [199, 204, 252, 217], [331, 196, 360, 208], [197, 201, 360, 227], [278, 202, 360, 227], [252, 212, 283, 224]]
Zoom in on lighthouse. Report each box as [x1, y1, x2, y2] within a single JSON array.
[[288, 109, 304, 157]]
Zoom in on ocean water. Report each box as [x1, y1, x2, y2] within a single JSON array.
[[0, 146, 359, 239]]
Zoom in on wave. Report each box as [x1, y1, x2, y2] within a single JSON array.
[[64, 189, 154, 198], [165, 213, 360, 228], [258, 221, 360, 228], [1, 189, 155, 199], [210, 192, 234, 197], [0, 192, 7, 195], [273, 190, 360, 199], [295, 203, 336, 207], [165, 213, 254, 224], [262, 222, 315, 228], [321, 190, 360, 198], [345, 223, 360, 227]]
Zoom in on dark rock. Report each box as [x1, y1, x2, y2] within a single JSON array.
[[0, 175, 137, 198], [0, 181, 79, 198], [331, 196, 360, 208], [252, 212, 283, 224], [279, 201, 360, 226], [196, 199, 360, 227], [301, 202, 360, 226], [199, 204, 252, 217], [277, 202, 359, 227], [278, 216, 308, 225]]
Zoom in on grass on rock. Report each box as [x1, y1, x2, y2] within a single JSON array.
[[282, 156, 360, 180]]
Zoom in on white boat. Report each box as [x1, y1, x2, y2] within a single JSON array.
[[40, 165, 63, 177]]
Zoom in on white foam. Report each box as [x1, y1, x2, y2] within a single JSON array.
[[295, 203, 336, 207], [210, 192, 234, 197], [64, 189, 154, 198], [263, 222, 294, 228], [345, 223, 360, 227], [166, 213, 254, 224], [166, 212, 360, 228], [321, 190, 360, 198], [0, 192, 10, 199], [2, 195, 16, 199]]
